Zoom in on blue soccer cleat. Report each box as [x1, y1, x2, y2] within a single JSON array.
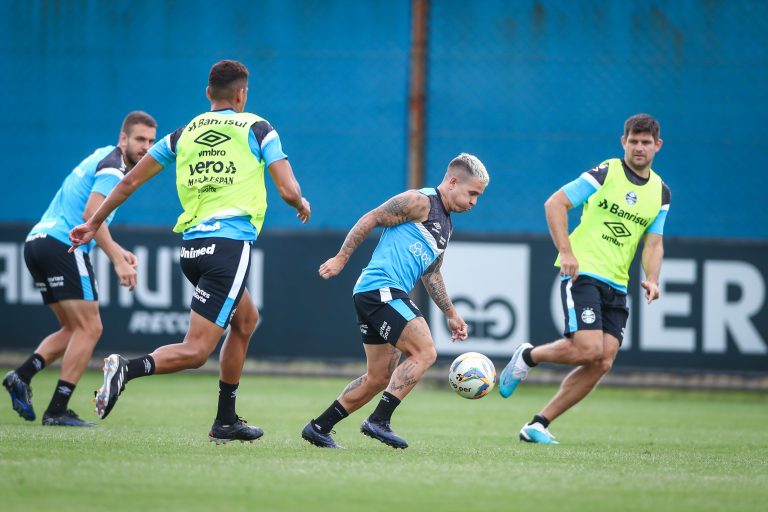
[[498, 343, 533, 398], [519, 422, 560, 444], [3, 370, 35, 421], [360, 418, 408, 449]]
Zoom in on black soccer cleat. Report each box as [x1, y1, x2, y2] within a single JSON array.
[[42, 409, 97, 427], [360, 418, 408, 449], [95, 354, 128, 419], [209, 417, 264, 445], [3, 370, 35, 421], [301, 421, 343, 449]]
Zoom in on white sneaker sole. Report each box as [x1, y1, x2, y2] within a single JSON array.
[[95, 355, 120, 419]]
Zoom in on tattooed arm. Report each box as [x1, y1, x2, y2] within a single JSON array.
[[421, 254, 469, 341], [319, 190, 430, 279]]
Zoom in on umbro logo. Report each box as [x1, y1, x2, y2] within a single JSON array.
[[194, 130, 231, 148], [604, 222, 631, 237]]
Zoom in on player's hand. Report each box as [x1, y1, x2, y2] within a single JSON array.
[[296, 197, 311, 224], [559, 252, 579, 280], [447, 314, 468, 342], [641, 280, 660, 304], [123, 249, 138, 268], [68, 223, 97, 252], [319, 256, 346, 279], [114, 260, 137, 291]]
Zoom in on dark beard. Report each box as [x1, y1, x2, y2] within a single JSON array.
[[125, 152, 141, 167]]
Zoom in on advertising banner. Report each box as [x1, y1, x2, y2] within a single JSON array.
[[0, 225, 765, 372]]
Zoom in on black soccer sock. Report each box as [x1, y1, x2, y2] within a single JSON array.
[[522, 347, 537, 368], [46, 380, 75, 415], [531, 414, 550, 428], [216, 381, 239, 424], [125, 355, 156, 382], [369, 391, 401, 423], [15, 353, 46, 383], [313, 400, 349, 433]]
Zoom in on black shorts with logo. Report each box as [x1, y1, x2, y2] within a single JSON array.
[[24, 234, 98, 304], [353, 287, 423, 345], [179, 237, 252, 329], [560, 275, 629, 344]]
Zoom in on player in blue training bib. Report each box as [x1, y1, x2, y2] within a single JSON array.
[[301, 153, 490, 450], [3, 112, 156, 427]]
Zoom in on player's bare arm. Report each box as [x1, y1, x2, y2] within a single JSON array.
[[421, 254, 452, 312], [83, 192, 138, 290], [641, 233, 664, 303], [69, 155, 164, 250], [421, 254, 468, 341], [319, 191, 430, 279], [268, 159, 311, 223], [545, 189, 578, 278]]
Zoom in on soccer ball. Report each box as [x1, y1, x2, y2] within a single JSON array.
[[448, 352, 496, 399]]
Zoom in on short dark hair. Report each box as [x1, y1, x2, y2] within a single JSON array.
[[624, 113, 660, 141], [208, 60, 249, 100], [121, 111, 157, 135]]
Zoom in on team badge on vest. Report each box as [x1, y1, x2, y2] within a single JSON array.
[[581, 307, 596, 324], [625, 191, 638, 206]]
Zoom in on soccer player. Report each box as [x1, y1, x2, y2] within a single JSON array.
[[498, 114, 671, 444], [2, 111, 156, 426], [69, 60, 311, 444], [301, 153, 489, 449]]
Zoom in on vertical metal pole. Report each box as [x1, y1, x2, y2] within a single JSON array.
[[408, 0, 428, 190]]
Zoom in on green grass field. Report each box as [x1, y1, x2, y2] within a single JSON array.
[[1, 368, 766, 512]]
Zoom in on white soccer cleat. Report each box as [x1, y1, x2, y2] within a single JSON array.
[[94, 354, 128, 419]]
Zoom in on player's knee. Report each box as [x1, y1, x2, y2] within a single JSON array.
[[179, 343, 211, 368], [188, 349, 210, 369], [574, 342, 602, 365], [414, 345, 437, 367], [236, 312, 259, 336], [366, 373, 390, 391], [596, 355, 614, 374], [79, 317, 103, 341], [231, 304, 258, 337]]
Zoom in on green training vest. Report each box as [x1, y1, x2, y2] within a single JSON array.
[[173, 111, 267, 233], [557, 158, 662, 288]]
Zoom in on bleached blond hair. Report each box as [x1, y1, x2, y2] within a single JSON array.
[[447, 153, 489, 184]]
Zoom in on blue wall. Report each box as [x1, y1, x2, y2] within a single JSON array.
[[0, 1, 411, 230], [426, 0, 768, 238], [2, 1, 766, 239]]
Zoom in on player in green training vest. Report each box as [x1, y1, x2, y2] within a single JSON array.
[[69, 60, 311, 443], [498, 114, 671, 444]]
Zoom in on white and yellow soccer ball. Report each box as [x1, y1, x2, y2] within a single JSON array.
[[448, 352, 496, 399]]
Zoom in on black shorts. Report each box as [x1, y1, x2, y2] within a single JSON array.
[[354, 287, 423, 345], [24, 234, 98, 304], [179, 237, 252, 329], [560, 275, 629, 344]]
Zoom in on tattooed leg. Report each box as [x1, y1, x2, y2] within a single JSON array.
[[338, 343, 400, 414], [387, 318, 437, 400]]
